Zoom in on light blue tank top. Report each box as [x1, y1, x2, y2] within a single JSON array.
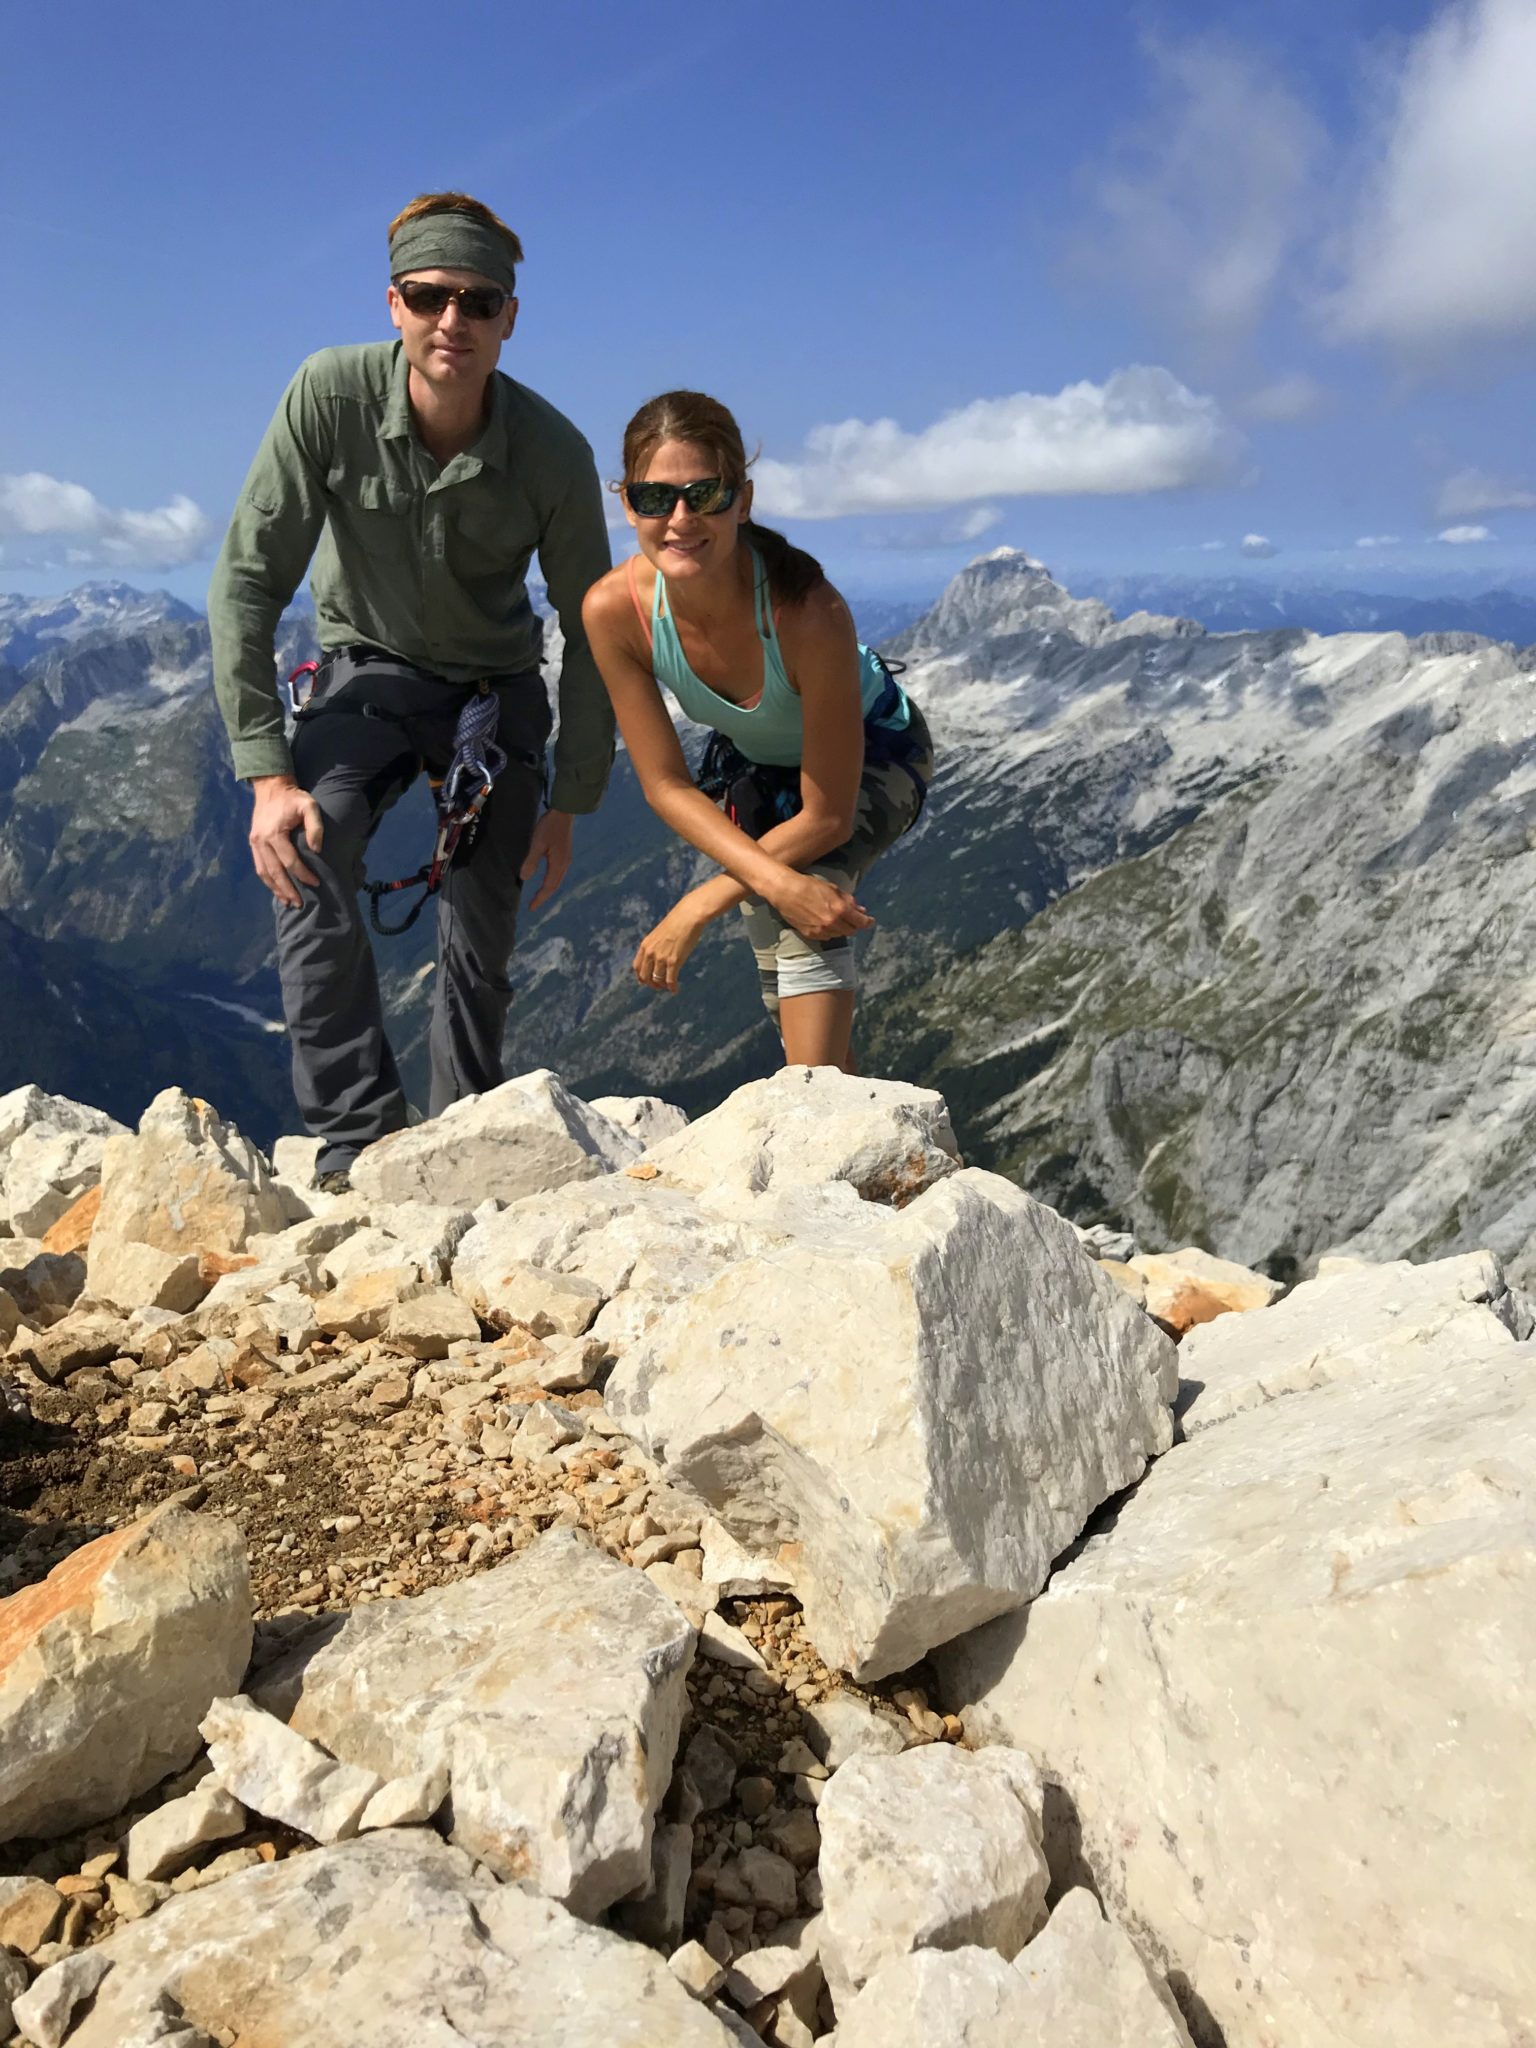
[[648, 549, 909, 768]]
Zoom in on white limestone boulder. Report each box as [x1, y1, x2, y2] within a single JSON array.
[[87, 1091, 289, 1311], [939, 1338, 1536, 2048], [87, 1239, 208, 1316], [19, 1829, 747, 2048], [349, 1069, 638, 1208], [589, 1092, 689, 1147], [831, 1892, 1192, 2048], [640, 1065, 960, 1206], [0, 1505, 252, 1842], [826, 1947, 1024, 2047], [250, 1528, 695, 1917], [817, 1745, 1048, 2003], [1178, 1246, 1525, 1435], [1, 1093, 127, 1239], [452, 1174, 762, 1346], [124, 1781, 247, 1882], [319, 1203, 476, 1284], [1008, 1888, 1193, 2045], [607, 1169, 1175, 1678], [201, 1694, 382, 1844]]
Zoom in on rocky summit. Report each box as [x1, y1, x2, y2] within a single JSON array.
[[7, 559, 1536, 1296], [1, 1062, 1531, 2046]]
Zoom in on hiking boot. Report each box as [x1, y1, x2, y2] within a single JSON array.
[[316, 1168, 353, 1196]]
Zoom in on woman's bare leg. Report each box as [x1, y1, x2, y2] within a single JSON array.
[[779, 990, 857, 1070]]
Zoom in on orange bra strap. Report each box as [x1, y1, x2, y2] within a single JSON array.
[[626, 554, 653, 649]]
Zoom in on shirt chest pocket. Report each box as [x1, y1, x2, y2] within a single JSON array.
[[326, 471, 416, 557], [450, 489, 534, 577]]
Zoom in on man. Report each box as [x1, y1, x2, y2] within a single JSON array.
[[209, 191, 613, 1192]]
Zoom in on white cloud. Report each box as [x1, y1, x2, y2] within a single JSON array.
[[859, 505, 1005, 553], [1330, 0, 1536, 348], [1198, 538, 1226, 551], [1240, 533, 1278, 557], [1355, 534, 1402, 548], [752, 369, 1239, 519], [1239, 374, 1329, 422], [955, 505, 1002, 541], [1438, 523, 1493, 543], [0, 472, 211, 569], [1435, 466, 1536, 517], [1078, 36, 1325, 349]]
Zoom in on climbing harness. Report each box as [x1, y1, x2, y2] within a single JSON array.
[[694, 654, 929, 838], [285, 663, 509, 936]]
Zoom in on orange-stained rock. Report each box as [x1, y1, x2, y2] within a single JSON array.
[[40, 1185, 101, 1257], [1130, 1248, 1283, 1338], [0, 1504, 251, 1843], [199, 1249, 258, 1286], [1147, 1280, 1235, 1338]]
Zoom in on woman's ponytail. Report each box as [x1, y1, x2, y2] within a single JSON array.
[[742, 520, 825, 608]]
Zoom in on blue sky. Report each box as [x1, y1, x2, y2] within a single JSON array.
[[2, 0, 1534, 605]]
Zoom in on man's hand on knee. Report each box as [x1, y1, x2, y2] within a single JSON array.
[[520, 809, 574, 911], [248, 775, 325, 908]]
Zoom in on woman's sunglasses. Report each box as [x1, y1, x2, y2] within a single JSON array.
[[623, 478, 739, 518], [395, 279, 512, 321]]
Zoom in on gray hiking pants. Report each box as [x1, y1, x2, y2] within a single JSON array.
[[277, 646, 551, 1176]]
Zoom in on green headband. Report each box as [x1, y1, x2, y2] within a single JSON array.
[[389, 211, 518, 294]]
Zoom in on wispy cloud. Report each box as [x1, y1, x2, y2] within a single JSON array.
[[1329, 0, 1536, 349], [1435, 466, 1536, 518], [1438, 523, 1493, 543], [753, 370, 1239, 519], [859, 506, 1004, 552], [0, 472, 210, 570], [1356, 534, 1402, 548], [1240, 533, 1278, 557], [1239, 374, 1329, 423], [1075, 35, 1325, 353]]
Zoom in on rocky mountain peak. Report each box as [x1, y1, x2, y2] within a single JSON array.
[[892, 546, 1195, 661], [0, 583, 198, 669]]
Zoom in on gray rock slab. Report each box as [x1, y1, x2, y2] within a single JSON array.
[[639, 1066, 960, 1205], [201, 1695, 381, 1844], [350, 1069, 637, 1208], [21, 1829, 746, 2047], [817, 1745, 1048, 2003], [1178, 1247, 1524, 1434], [252, 1528, 695, 1917], [125, 1781, 247, 1881], [939, 1338, 1536, 2048], [607, 1168, 1175, 1679]]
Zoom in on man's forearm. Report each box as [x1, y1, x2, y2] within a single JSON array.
[[209, 544, 298, 781]]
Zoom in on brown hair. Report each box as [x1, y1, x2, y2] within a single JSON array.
[[387, 191, 524, 271], [620, 390, 825, 607]]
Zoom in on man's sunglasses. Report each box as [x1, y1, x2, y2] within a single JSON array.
[[395, 279, 512, 321], [623, 478, 739, 518]]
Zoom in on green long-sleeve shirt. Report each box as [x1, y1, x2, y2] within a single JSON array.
[[208, 341, 614, 812]]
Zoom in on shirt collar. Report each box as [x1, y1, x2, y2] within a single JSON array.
[[380, 345, 512, 473], [472, 372, 514, 472], [381, 342, 415, 442]]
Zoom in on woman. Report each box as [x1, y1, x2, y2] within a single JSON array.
[[582, 391, 933, 1072]]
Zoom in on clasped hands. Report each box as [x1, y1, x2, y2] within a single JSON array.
[[633, 870, 874, 995]]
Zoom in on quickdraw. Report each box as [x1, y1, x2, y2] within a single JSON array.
[[364, 682, 507, 935], [362, 767, 497, 935], [285, 664, 508, 936]]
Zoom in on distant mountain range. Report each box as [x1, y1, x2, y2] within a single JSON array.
[[1067, 572, 1536, 645], [2, 563, 1532, 1284]]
